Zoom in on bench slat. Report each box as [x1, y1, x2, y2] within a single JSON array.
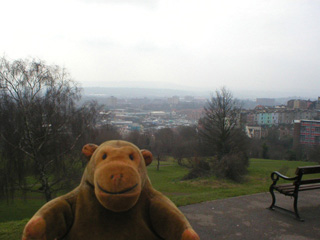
[[299, 178, 320, 185], [278, 189, 294, 195], [274, 184, 295, 195], [275, 183, 320, 195], [275, 184, 294, 190], [298, 183, 320, 191]]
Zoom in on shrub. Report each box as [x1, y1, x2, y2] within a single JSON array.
[[214, 152, 249, 182], [182, 157, 211, 180]]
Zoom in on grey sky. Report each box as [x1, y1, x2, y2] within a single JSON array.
[[1, 0, 320, 98]]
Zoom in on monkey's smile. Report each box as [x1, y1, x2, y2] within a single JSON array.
[[97, 183, 138, 195]]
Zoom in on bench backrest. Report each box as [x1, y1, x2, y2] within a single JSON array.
[[294, 165, 320, 185], [295, 165, 320, 175]]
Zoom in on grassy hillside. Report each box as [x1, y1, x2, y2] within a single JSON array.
[[0, 158, 318, 237]]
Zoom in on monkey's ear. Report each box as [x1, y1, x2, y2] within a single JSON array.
[[82, 144, 98, 160], [141, 149, 153, 166]]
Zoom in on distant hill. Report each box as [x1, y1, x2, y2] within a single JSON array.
[[81, 87, 318, 104], [82, 87, 209, 99]]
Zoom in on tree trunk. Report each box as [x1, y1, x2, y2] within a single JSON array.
[[39, 172, 52, 201], [45, 188, 52, 202]]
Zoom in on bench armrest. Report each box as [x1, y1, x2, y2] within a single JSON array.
[[271, 171, 298, 184]]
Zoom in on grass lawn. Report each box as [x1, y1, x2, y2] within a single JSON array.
[[148, 158, 319, 206], [0, 158, 318, 237], [0, 219, 28, 240]]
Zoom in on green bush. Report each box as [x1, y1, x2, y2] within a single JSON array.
[[214, 152, 249, 182], [182, 158, 211, 180]]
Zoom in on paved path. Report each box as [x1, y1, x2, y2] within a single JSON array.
[[179, 190, 320, 240]]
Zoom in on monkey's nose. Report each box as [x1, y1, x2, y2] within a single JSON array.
[[110, 173, 123, 180], [110, 173, 123, 186]]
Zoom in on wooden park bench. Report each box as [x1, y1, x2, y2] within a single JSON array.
[[269, 165, 320, 221]]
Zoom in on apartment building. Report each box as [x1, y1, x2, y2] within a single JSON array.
[[293, 120, 320, 146], [256, 98, 275, 106], [244, 109, 317, 126]]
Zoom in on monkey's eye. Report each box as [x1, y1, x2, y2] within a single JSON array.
[[129, 154, 134, 161], [102, 153, 107, 160]]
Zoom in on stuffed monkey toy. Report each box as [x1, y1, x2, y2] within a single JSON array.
[[22, 140, 200, 240]]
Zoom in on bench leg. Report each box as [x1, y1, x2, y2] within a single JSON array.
[[293, 195, 304, 222], [269, 186, 276, 209]]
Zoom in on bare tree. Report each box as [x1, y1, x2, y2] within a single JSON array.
[[199, 88, 240, 158], [198, 87, 249, 181], [0, 57, 99, 201]]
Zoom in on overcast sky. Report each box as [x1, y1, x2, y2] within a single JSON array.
[[1, 0, 320, 98]]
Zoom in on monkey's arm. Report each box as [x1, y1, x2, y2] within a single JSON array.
[[22, 194, 76, 240], [149, 193, 200, 240]]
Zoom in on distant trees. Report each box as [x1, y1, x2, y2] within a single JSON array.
[[152, 128, 175, 170], [173, 126, 199, 168], [94, 124, 122, 145], [125, 130, 151, 150], [248, 127, 294, 160], [198, 88, 249, 181], [0, 57, 101, 201], [124, 126, 199, 171], [307, 145, 320, 163]]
